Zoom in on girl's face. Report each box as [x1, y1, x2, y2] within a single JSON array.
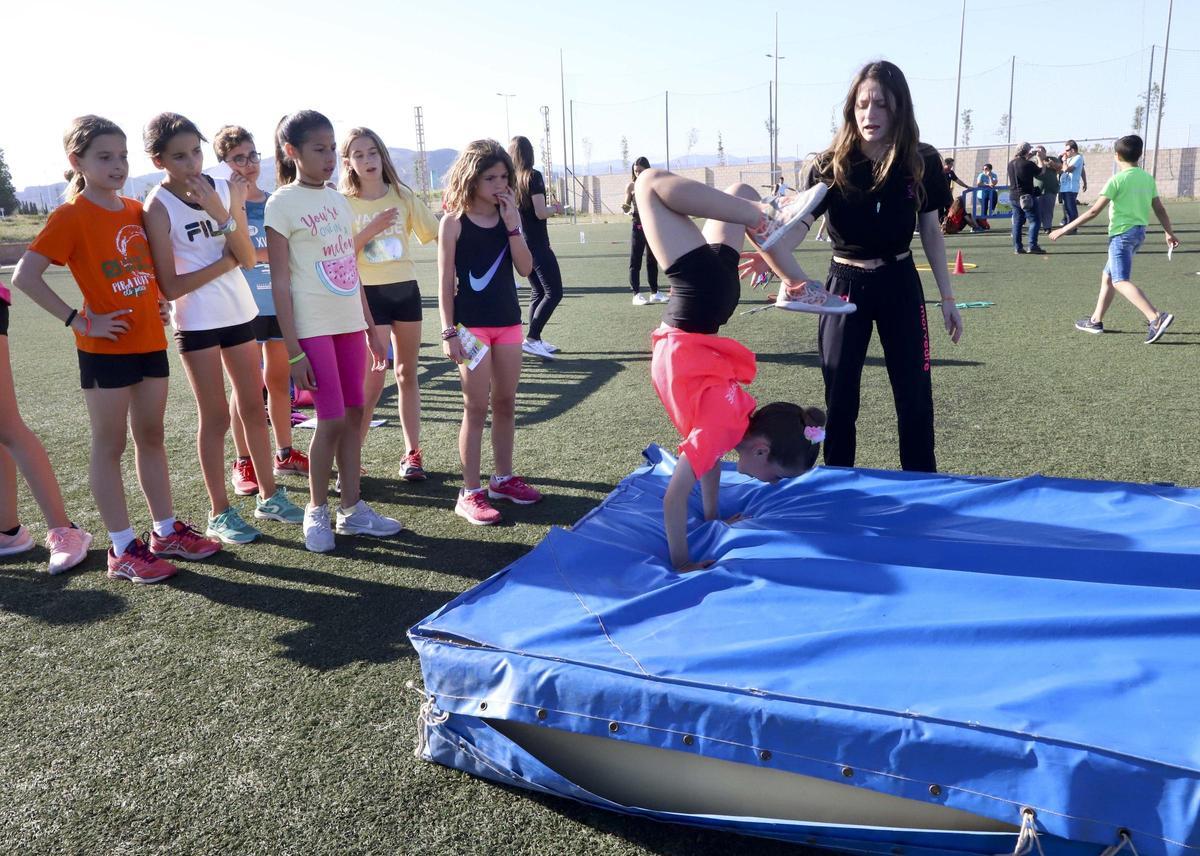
[[474, 162, 510, 204], [71, 133, 129, 192], [157, 132, 205, 182], [345, 137, 382, 182], [289, 127, 337, 184], [634, 163, 646, 178], [854, 80, 892, 147], [734, 437, 799, 484], [223, 139, 261, 184]]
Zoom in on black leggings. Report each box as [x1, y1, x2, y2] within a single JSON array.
[[629, 221, 659, 293], [817, 258, 936, 472], [527, 244, 563, 341]]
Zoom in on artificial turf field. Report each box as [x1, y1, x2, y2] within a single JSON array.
[[1, 204, 1197, 854]]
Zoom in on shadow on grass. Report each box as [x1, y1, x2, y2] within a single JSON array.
[[755, 352, 983, 369], [0, 554, 126, 625]]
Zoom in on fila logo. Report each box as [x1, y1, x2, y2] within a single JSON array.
[[185, 220, 220, 242]]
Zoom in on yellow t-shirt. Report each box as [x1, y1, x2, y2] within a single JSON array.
[[263, 184, 367, 340], [344, 184, 439, 286]]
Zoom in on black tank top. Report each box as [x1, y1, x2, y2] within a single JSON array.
[[453, 213, 522, 327]]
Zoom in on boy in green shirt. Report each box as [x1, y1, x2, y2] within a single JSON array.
[[1049, 135, 1180, 344]]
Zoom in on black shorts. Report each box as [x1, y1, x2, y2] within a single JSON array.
[[364, 281, 422, 325], [173, 320, 257, 353], [0, 300, 8, 336], [78, 349, 170, 390], [662, 243, 741, 335], [252, 315, 283, 342]]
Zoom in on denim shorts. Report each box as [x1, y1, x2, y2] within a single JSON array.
[[1103, 226, 1146, 283]]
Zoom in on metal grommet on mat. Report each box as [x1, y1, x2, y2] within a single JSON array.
[[841, 766, 854, 778], [759, 750, 772, 762], [608, 721, 619, 733], [682, 734, 695, 746], [929, 784, 942, 797], [536, 708, 547, 720], [478, 701, 487, 711]]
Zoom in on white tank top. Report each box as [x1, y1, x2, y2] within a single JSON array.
[[147, 177, 258, 332]]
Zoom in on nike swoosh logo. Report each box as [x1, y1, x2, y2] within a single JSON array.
[[468, 247, 508, 292]]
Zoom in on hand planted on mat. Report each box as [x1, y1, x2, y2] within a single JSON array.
[[941, 301, 963, 344], [677, 559, 715, 573], [737, 251, 770, 286], [724, 513, 748, 525]]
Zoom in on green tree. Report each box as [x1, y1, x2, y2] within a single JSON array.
[[716, 132, 726, 167], [0, 148, 19, 217]]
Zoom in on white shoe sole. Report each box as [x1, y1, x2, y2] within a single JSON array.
[[487, 488, 541, 506], [755, 184, 828, 252], [0, 536, 35, 557], [254, 508, 304, 524], [775, 298, 857, 315], [335, 521, 404, 537], [455, 506, 499, 525], [304, 531, 336, 553]]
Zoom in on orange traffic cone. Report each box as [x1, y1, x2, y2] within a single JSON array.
[[953, 250, 967, 275]]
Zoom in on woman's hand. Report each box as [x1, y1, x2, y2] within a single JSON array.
[[941, 301, 963, 344], [737, 251, 771, 287], [185, 175, 230, 223], [367, 328, 388, 372], [442, 335, 466, 364], [74, 307, 132, 341], [496, 189, 521, 232], [289, 353, 316, 391]]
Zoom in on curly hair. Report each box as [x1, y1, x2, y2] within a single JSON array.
[[441, 139, 514, 215]]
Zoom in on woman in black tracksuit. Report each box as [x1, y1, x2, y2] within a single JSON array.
[[509, 136, 563, 358], [622, 157, 662, 304], [743, 60, 964, 472]]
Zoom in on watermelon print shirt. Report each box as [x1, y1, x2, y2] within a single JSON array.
[[264, 183, 367, 340]]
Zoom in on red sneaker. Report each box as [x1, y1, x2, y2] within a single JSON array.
[[107, 538, 177, 584], [273, 447, 310, 477], [455, 489, 502, 526], [400, 449, 428, 481], [231, 458, 259, 496], [487, 475, 543, 505], [150, 520, 222, 560]]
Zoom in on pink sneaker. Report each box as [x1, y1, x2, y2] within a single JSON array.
[[272, 447, 310, 477], [231, 458, 259, 496], [150, 520, 222, 560], [0, 524, 34, 557], [45, 526, 93, 575], [487, 476, 543, 505], [455, 490, 502, 526], [107, 538, 177, 584]]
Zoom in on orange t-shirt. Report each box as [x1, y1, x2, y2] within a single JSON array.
[[29, 196, 167, 355]]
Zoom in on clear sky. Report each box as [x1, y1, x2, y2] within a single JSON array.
[[5, 0, 1197, 189]]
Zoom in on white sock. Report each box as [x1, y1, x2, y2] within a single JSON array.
[[463, 486, 486, 496], [109, 528, 135, 555], [152, 517, 176, 538], [492, 475, 511, 485]]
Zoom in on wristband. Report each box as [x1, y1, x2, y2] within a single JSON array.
[[288, 352, 307, 365], [507, 227, 521, 237], [65, 309, 78, 328], [441, 326, 459, 341]]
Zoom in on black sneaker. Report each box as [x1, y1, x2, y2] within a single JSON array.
[[1029, 246, 1047, 255], [1075, 317, 1104, 334], [1014, 247, 1027, 255], [1145, 312, 1174, 344]]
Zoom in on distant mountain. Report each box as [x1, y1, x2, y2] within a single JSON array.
[[18, 147, 461, 208]]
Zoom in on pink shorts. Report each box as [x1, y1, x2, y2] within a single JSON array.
[[299, 330, 367, 421], [467, 324, 524, 347]]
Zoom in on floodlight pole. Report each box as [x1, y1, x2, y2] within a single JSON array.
[[1151, 0, 1173, 178], [570, 99, 577, 216], [1006, 56, 1015, 163], [1143, 45, 1155, 165], [665, 91, 670, 170], [497, 93, 515, 142], [560, 50, 573, 225], [951, 0, 966, 157]]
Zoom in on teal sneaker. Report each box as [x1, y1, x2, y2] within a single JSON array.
[[206, 506, 261, 544], [254, 487, 305, 524]]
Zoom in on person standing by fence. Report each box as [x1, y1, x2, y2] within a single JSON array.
[[1058, 140, 1086, 226], [622, 157, 663, 305]]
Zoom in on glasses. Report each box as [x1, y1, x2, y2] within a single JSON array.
[[227, 151, 261, 167]]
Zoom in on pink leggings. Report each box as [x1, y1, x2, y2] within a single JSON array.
[[299, 331, 366, 420]]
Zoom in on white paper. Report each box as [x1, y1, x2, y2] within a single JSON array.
[[297, 417, 385, 429]]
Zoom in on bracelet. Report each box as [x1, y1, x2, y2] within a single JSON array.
[[441, 327, 459, 341], [64, 309, 78, 328], [507, 227, 521, 237], [288, 352, 307, 365]]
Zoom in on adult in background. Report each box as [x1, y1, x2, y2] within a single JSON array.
[[976, 162, 999, 216], [941, 157, 973, 221], [1007, 142, 1045, 254], [509, 136, 562, 359], [622, 157, 663, 305], [1034, 147, 1060, 236], [1058, 140, 1086, 226], [740, 60, 963, 472]]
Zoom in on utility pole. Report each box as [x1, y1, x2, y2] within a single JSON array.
[[1151, 0, 1174, 177], [497, 93, 515, 142], [560, 50, 572, 224], [665, 91, 670, 170], [951, 0, 966, 157], [413, 106, 429, 198], [1006, 56, 1015, 163], [1142, 45, 1155, 164], [540, 105, 557, 207], [570, 99, 577, 216], [766, 14, 785, 186]]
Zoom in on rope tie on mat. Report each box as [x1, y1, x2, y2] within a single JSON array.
[[406, 680, 449, 759], [1097, 832, 1139, 856], [1002, 808, 1046, 856]]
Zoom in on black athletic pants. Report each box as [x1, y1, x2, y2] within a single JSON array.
[[527, 243, 563, 341], [629, 221, 659, 293], [817, 258, 936, 472]]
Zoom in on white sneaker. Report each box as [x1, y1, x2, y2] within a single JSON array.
[[336, 500, 403, 537], [749, 182, 828, 252], [45, 526, 93, 575], [522, 338, 555, 360], [775, 281, 857, 315], [540, 339, 560, 353], [631, 293, 650, 306], [303, 503, 336, 553], [650, 292, 669, 303]]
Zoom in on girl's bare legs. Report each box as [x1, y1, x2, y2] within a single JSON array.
[[180, 347, 234, 517], [360, 324, 391, 445], [458, 351, 494, 491], [127, 376, 174, 522], [82, 386, 135, 533], [633, 168, 767, 267], [486, 343, 522, 477], [0, 337, 72, 529], [336, 406, 365, 508], [308, 417, 342, 508], [223, 341, 279, 498], [262, 340, 294, 451], [360, 322, 422, 453]]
